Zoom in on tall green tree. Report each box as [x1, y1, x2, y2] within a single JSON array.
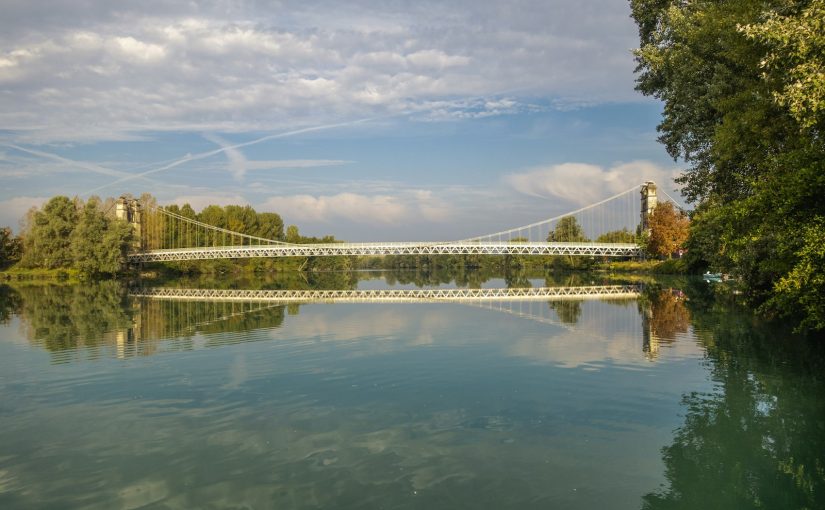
[[257, 212, 284, 241], [740, 0, 825, 130], [20, 196, 78, 269], [198, 205, 226, 246], [71, 198, 133, 276], [546, 216, 591, 270], [547, 216, 587, 242], [285, 225, 300, 243], [0, 227, 22, 268], [224, 205, 258, 239], [631, 0, 825, 329]]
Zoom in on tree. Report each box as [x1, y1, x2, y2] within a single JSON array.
[[631, 0, 825, 329], [20, 196, 78, 269], [547, 216, 587, 242], [71, 198, 133, 276], [769, 218, 825, 331], [71, 198, 108, 275], [224, 205, 258, 239], [257, 212, 284, 241], [198, 205, 226, 246], [286, 225, 300, 243], [546, 217, 592, 269], [0, 227, 22, 268], [647, 202, 689, 259], [549, 300, 582, 325], [596, 228, 635, 244], [740, 0, 825, 130]]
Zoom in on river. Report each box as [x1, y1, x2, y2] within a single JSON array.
[[0, 272, 822, 509]]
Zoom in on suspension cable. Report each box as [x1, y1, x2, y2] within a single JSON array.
[[459, 184, 641, 242], [149, 206, 295, 246]]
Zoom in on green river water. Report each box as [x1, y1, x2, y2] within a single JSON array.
[[0, 272, 822, 509]]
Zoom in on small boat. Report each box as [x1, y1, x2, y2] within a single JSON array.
[[703, 272, 723, 283]]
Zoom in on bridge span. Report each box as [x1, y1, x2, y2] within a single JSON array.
[[127, 241, 640, 263], [119, 182, 669, 262], [129, 285, 641, 303]]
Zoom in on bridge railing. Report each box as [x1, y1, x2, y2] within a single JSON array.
[[136, 241, 640, 252], [126, 241, 641, 262]]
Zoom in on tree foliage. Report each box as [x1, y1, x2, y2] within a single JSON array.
[[596, 228, 636, 244], [769, 217, 825, 330], [20, 196, 78, 269], [740, 0, 825, 130], [631, 0, 825, 330], [0, 227, 22, 269], [18, 196, 132, 275], [547, 216, 587, 242], [71, 198, 133, 277], [647, 202, 689, 258]]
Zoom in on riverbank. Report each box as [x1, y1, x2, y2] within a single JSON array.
[[0, 266, 82, 282], [594, 258, 688, 275], [2, 256, 691, 282]]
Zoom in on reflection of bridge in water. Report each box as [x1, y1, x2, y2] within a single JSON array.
[[128, 285, 640, 303], [121, 285, 644, 358], [113, 285, 646, 360]]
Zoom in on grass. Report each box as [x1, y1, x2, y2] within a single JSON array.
[[0, 265, 82, 282], [595, 258, 689, 274]]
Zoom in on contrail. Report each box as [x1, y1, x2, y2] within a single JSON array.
[[3, 143, 137, 179], [87, 118, 375, 194]]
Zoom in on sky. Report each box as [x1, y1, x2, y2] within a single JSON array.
[[0, 0, 684, 241]]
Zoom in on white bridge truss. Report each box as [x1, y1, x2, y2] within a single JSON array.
[[129, 285, 641, 303], [127, 242, 640, 263]]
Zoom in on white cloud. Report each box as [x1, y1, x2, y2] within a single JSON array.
[[412, 190, 452, 222], [0, 1, 642, 142], [263, 189, 453, 225], [109, 36, 166, 62], [406, 49, 470, 69], [264, 193, 407, 224], [505, 160, 681, 206]]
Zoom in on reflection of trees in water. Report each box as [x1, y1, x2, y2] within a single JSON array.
[[153, 270, 357, 291], [545, 272, 590, 288], [643, 297, 825, 509], [136, 299, 285, 346], [648, 290, 690, 341], [0, 284, 22, 324], [548, 300, 582, 325], [4, 282, 287, 358], [12, 282, 133, 352], [504, 270, 532, 289], [639, 288, 691, 359]]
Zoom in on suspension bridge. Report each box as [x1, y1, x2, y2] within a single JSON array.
[[121, 182, 676, 263], [128, 285, 641, 303]]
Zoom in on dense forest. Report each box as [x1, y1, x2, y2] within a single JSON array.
[[631, 0, 824, 330]]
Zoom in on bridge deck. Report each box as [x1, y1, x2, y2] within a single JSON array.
[[128, 242, 640, 262], [129, 285, 641, 303]]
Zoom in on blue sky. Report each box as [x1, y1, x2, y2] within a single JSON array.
[[0, 0, 683, 241]]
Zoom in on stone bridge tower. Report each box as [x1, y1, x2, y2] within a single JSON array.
[[115, 196, 142, 251], [640, 181, 658, 232]]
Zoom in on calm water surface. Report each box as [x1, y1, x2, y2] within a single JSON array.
[[0, 274, 822, 509]]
